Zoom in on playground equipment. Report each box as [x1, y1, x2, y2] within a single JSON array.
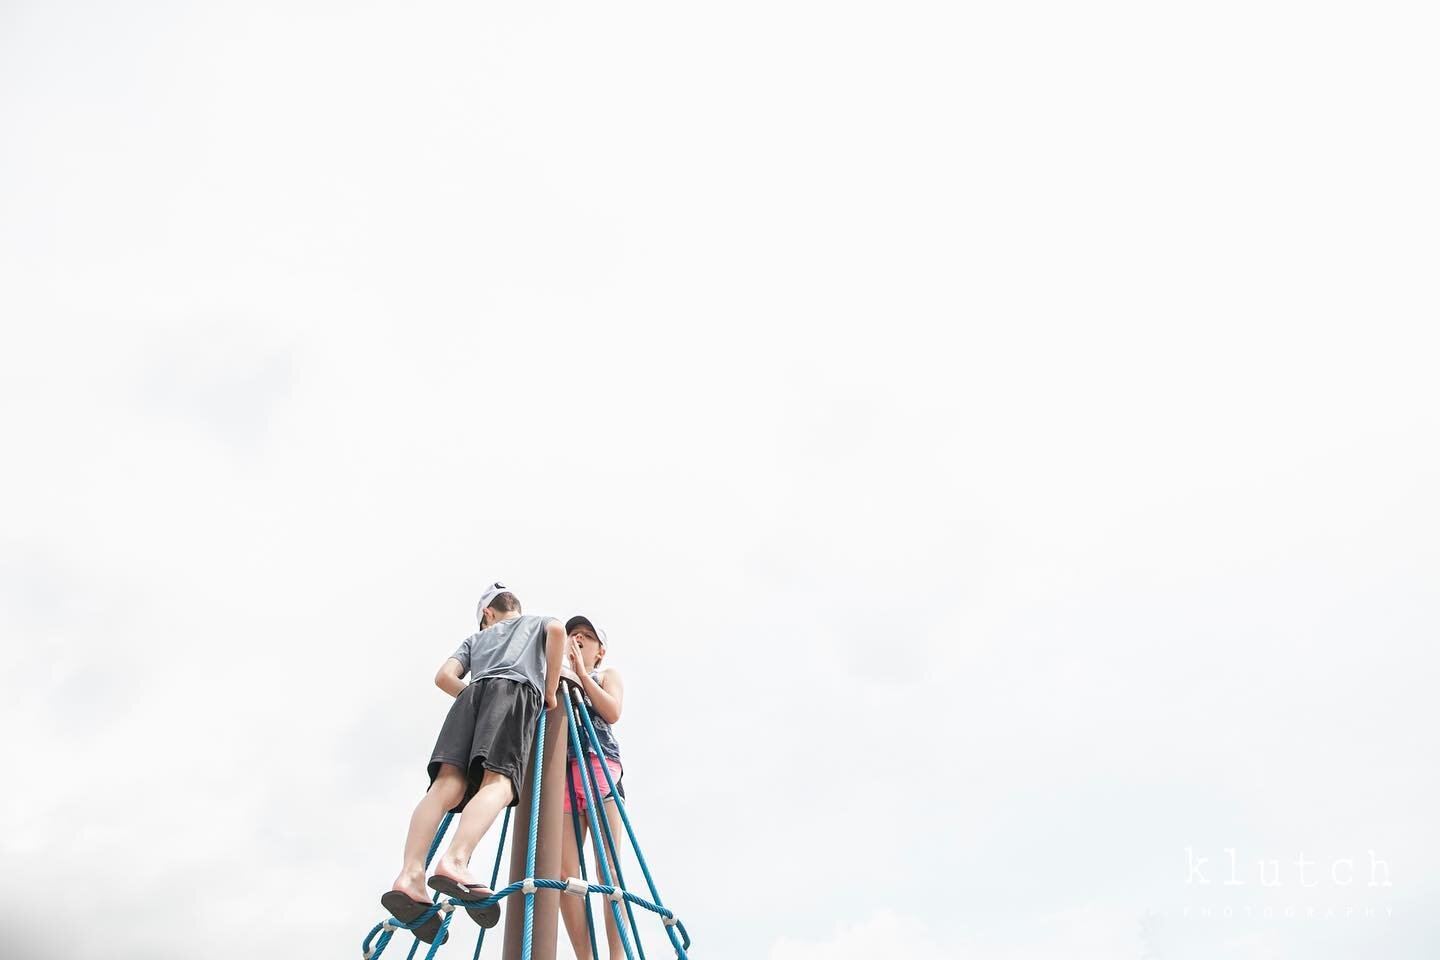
[[361, 676, 691, 960]]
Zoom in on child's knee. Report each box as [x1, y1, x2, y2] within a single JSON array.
[[431, 764, 467, 802], [479, 768, 515, 804]]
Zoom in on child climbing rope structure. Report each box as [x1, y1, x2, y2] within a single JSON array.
[[363, 582, 692, 960]]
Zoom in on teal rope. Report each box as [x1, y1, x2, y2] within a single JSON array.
[[571, 689, 687, 960], [420, 912, 452, 960], [374, 810, 455, 960], [405, 912, 430, 960], [566, 759, 601, 960], [428, 812, 456, 865], [562, 692, 636, 960], [521, 707, 546, 960], [406, 812, 454, 960], [361, 689, 695, 959], [568, 696, 647, 959], [362, 879, 692, 958], [470, 806, 511, 960]]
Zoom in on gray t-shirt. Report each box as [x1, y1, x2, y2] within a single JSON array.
[[450, 614, 555, 696]]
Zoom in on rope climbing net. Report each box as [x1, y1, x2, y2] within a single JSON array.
[[362, 683, 693, 960]]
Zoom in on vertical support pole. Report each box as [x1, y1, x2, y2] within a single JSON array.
[[502, 696, 567, 960]]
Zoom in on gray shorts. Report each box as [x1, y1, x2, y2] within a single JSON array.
[[428, 677, 541, 810]]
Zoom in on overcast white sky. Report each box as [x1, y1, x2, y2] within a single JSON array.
[[2, 1, 1437, 958]]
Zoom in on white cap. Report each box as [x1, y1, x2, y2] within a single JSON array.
[[564, 615, 608, 649], [476, 580, 513, 627]]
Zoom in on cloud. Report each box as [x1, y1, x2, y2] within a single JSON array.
[[769, 910, 958, 960], [2, 1, 1438, 959], [768, 907, 1147, 960]]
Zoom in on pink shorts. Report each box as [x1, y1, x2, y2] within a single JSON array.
[[564, 755, 624, 814]]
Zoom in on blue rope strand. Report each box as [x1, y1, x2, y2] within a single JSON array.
[[362, 881, 692, 958], [361, 688, 695, 959], [521, 707, 546, 960], [428, 812, 455, 864], [405, 810, 456, 960], [470, 805, 511, 960], [571, 689, 687, 960], [420, 911, 453, 960], [562, 691, 635, 960], [569, 694, 647, 959], [566, 757, 601, 960]]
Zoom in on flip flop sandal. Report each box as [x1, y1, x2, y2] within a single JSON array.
[[428, 875, 502, 928], [380, 891, 449, 945]]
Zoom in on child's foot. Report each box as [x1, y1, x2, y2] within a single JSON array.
[[428, 865, 501, 928], [430, 861, 488, 893], [379, 891, 449, 945], [390, 870, 430, 905]]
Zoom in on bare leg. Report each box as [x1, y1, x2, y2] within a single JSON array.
[[593, 798, 626, 960], [392, 764, 467, 901], [560, 808, 591, 958], [432, 769, 514, 886]]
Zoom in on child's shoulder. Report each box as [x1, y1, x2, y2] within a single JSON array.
[[520, 613, 561, 636], [500, 613, 552, 628]]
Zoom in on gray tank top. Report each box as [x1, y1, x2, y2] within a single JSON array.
[[568, 670, 623, 763], [450, 614, 555, 696]]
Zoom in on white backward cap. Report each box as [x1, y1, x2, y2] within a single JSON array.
[[476, 580, 513, 626], [565, 614, 608, 649]]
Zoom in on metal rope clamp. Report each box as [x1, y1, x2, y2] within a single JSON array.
[[364, 923, 398, 960], [521, 877, 538, 895], [563, 877, 590, 898]]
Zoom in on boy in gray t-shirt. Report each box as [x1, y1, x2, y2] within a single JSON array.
[[381, 581, 565, 940]]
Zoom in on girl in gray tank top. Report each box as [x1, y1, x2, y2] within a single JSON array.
[[558, 614, 630, 960]]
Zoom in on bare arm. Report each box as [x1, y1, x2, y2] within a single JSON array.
[[543, 619, 565, 709], [578, 664, 624, 725], [434, 657, 466, 698]]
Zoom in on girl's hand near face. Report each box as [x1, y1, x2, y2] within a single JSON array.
[[569, 637, 586, 673]]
